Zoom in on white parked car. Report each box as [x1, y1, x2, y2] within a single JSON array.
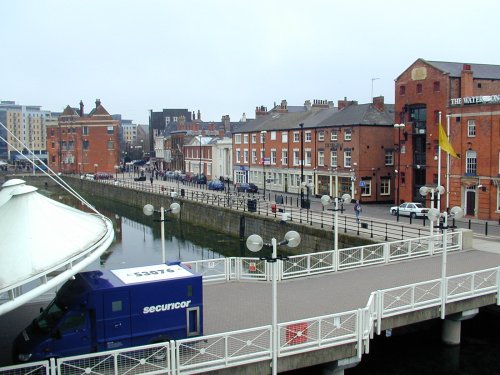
[[390, 202, 429, 218]]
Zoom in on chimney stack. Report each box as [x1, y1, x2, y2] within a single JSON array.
[[337, 97, 358, 111], [197, 110, 201, 121], [461, 63, 474, 97], [255, 105, 268, 117], [95, 98, 101, 108], [79, 100, 84, 117], [372, 96, 385, 111]]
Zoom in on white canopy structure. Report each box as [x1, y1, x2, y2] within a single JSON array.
[[0, 183, 114, 315], [0, 178, 25, 207]]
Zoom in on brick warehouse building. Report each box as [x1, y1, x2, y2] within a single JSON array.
[[394, 59, 500, 220], [232, 98, 395, 204], [47, 99, 120, 175]]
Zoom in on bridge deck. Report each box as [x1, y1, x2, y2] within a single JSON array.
[[203, 249, 500, 334]]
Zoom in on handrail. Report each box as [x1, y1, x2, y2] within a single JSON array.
[[8, 266, 497, 375]]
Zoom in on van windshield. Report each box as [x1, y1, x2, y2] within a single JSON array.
[[34, 300, 66, 333]]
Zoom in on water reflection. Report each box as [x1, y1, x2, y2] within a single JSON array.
[[46, 189, 249, 270]]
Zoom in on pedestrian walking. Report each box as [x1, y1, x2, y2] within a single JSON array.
[[354, 200, 362, 223]]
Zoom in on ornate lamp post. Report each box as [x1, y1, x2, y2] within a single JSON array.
[[143, 200, 181, 263], [246, 230, 301, 375], [394, 123, 405, 221], [426, 205, 463, 319], [261, 130, 267, 198], [321, 193, 351, 251]]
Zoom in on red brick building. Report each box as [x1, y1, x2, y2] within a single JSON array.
[[47, 99, 120, 175], [232, 98, 395, 203], [394, 59, 500, 219]]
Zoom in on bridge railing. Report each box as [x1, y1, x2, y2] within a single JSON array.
[[184, 232, 463, 283], [375, 266, 500, 335], [174, 326, 271, 374], [2, 266, 498, 375], [100, 178, 428, 241], [55, 342, 171, 375]]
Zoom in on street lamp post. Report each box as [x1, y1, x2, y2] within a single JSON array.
[[299, 123, 305, 207], [198, 135, 202, 179], [143, 200, 181, 263], [246, 230, 301, 375], [420, 185, 445, 239], [321, 193, 351, 251], [394, 123, 405, 221], [426, 205, 463, 319], [261, 130, 267, 199]]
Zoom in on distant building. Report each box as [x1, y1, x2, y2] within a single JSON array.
[[0, 100, 52, 163], [232, 98, 395, 203], [395, 59, 500, 219], [149, 108, 195, 157], [47, 99, 120, 174]]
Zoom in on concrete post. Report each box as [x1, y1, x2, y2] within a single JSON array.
[[442, 318, 461, 345], [441, 308, 478, 345], [322, 357, 360, 375]]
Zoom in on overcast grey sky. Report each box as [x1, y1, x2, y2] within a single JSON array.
[[3, 0, 499, 124]]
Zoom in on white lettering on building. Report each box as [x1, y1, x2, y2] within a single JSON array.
[[450, 94, 500, 106]]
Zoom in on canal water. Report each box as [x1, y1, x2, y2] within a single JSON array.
[[47, 189, 250, 270], [50, 189, 500, 374]]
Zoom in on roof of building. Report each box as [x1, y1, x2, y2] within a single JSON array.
[[235, 101, 394, 133], [413, 59, 500, 80], [317, 103, 395, 127]]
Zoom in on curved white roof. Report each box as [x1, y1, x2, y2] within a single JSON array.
[[0, 183, 114, 315], [0, 178, 25, 207]]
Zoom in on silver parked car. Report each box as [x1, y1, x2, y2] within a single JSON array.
[[390, 202, 429, 218]]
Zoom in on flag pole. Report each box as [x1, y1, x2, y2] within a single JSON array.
[[446, 114, 451, 211], [437, 112, 442, 211]]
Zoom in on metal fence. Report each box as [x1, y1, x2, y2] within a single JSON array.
[[3, 264, 497, 375], [183, 231, 462, 282], [101, 178, 430, 241]]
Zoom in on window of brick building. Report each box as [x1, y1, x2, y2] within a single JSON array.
[[467, 120, 476, 137], [380, 178, 390, 195], [416, 84, 423, 94], [318, 150, 324, 166], [466, 151, 477, 175], [433, 81, 440, 92], [399, 85, 406, 96]]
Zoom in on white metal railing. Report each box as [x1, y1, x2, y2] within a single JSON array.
[[56, 342, 171, 375], [174, 327, 271, 374], [183, 232, 462, 283], [2, 266, 498, 375]]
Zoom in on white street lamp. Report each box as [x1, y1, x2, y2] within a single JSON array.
[[321, 193, 351, 251], [426, 205, 463, 319], [246, 230, 301, 375], [394, 123, 405, 221], [420, 185, 445, 238], [143, 202, 181, 263]]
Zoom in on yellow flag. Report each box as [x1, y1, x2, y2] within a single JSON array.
[[438, 121, 459, 158]]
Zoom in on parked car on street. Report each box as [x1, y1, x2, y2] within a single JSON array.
[[208, 180, 224, 191], [390, 202, 429, 218], [194, 174, 207, 184], [237, 183, 258, 193]]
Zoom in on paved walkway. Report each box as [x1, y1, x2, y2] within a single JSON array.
[[202, 248, 500, 335]]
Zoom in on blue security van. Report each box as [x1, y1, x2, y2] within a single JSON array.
[[13, 262, 203, 362]]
